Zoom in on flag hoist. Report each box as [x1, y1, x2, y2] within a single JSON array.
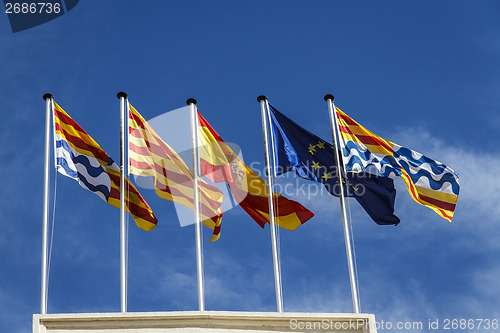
[[41, 93, 53, 315], [117, 92, 128, 313], [257, 95, 284, 313], [324, 94, 361, 313], [187, 98, 206, 311]]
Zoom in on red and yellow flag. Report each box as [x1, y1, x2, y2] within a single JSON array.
[[128, 103, 224, 241], [197, 111, 315, 230]]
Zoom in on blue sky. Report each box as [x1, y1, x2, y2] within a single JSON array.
[[1, 1, 500, 332]]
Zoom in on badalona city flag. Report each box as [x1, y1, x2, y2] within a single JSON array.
[[335, 107, 460, 221], [53, 101, 158, 231]]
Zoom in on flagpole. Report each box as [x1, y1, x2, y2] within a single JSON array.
[[117, 92, 128, 313], [41, 93, 53, 314], [187, 98, 205, 311], [257, 95, 283, 312], [324, 94, 360, 313]]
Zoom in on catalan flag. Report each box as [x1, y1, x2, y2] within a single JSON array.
[[128, 103, 224, 241], [335, 107, 460, 221], [53, 102, 158, 231], [268, 105, 400, 225], [197, 111, 315, 230]]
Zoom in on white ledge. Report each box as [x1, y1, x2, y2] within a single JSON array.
[[33, 311, 377, 332]]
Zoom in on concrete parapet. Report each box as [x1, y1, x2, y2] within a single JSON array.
[[33, 311, 377, 332]]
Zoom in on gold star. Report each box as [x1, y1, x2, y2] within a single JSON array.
[[316, 141, 325, 149], [336, 178, 346, 184], [311, 161, 320, 170], [322, 172, 332, 181], [308, 143, 316, 154]]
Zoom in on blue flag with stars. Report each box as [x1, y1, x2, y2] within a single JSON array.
[[268, 104, 399, 225]]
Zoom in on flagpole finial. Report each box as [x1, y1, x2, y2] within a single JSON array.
[[324, 94, 334, 101], [117, 92, 128, 99], [43, 93, 53, 101], [257, 95, 268, 103], [186, 98, 197, 105]]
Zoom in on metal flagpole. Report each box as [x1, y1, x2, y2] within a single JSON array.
[[257, 95, 284, 312], [117, 92, 128, 313], [41, 93, 54, 314], [324, 94, 360, 313], [187, 98, 205, 311]]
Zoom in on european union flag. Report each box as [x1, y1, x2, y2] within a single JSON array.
[[268, 104, 400, 225]]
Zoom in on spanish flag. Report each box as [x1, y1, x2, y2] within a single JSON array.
[[128, 103, 224, 241], [197, 111, 314, 230]]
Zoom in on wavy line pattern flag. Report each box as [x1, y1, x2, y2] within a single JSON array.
[[197, 111, 315, 230], [335, 107, 460, 221], [53, 102, 158, 231], [128, 103, 224, 241], [268, 104, 400, 225]]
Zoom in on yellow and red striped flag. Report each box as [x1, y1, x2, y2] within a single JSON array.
[[54, 102, 158, 231], [128, 103, 224, 241], [197, 111, 315, 230]]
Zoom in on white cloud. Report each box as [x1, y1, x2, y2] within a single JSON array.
[[285, 284, 353, 313]]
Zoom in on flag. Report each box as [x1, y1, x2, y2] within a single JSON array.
[[268, 104, 399, 225], [335, 107, 459, 221], [197, 111, 315, 230], [53, 102, 158, 231], [128, 103, 224, 241]]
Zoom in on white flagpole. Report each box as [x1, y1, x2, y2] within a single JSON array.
[[324, 94, 360, 313], [187, 98, 205, 311], [117, 92, 128, 313], [41, 93, 54, 314], [257, 95, 283, 312]]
